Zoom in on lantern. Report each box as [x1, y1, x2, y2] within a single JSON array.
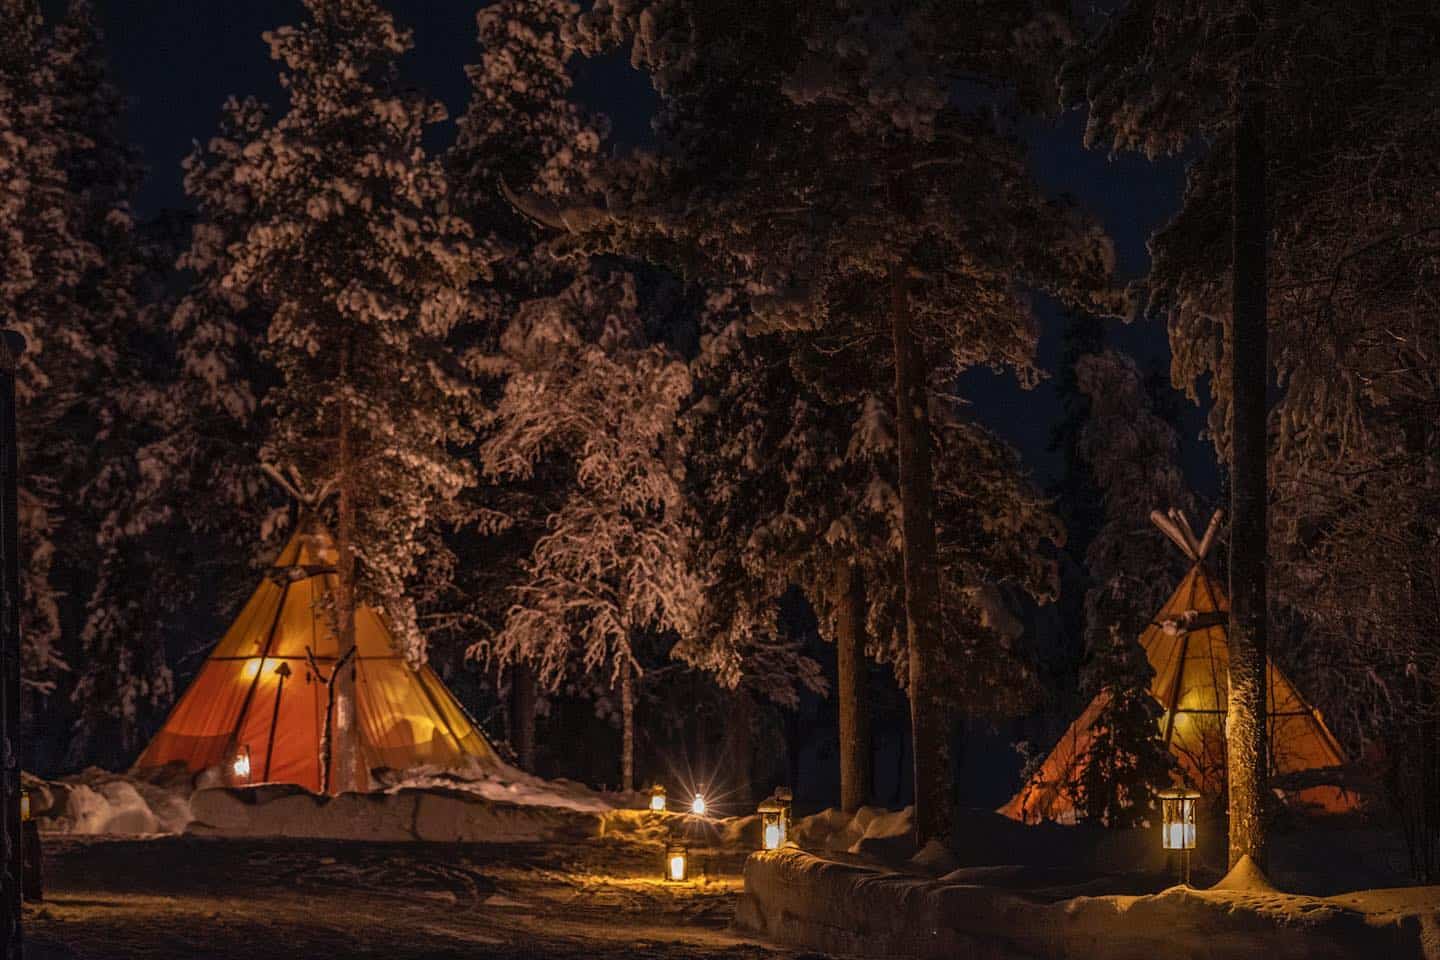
[[230, 744, 253, 784], [1159, 787, 1200, 885], [690, 793, 706, 816], [665, 843, 688, 882], [19, 788, 29, 822], [649, 784, 667, 812], [757, 792, 792, 851], [1160, 788, 1198, 851]]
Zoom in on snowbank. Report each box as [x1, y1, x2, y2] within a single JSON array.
[[27, 768, 193, 835], [736, 847, 1440, 960], [791, 804, 917, 860], [188, 784, 603, 842], [375, 763, 619, 813]]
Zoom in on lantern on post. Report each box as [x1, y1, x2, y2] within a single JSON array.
[[690, 793, 706, 816], [1159, 787, 1200, 885], [757, 790, 792, 851], [229, 744, 253, 785], [649, 784, 667, 812], [665, 842, 689, 882]]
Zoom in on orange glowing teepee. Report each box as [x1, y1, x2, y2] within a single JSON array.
[[1001, 509, 1359, 823], [134, 522, 501, 793]]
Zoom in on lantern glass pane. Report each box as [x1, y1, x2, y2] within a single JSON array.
[[1161, 794, 1197, 850], [666, 849, 687, 881]]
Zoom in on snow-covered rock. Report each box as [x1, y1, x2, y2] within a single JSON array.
[[737, 846, 1440, 959]]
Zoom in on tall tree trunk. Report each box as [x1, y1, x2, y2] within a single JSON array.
[[509, 663, 537, 772], [1226, 72, 1269, 871], [619, 658, 634, 792], [331, 339, 364, 795], [835, 558, 871, 813], [889, 261, 950, 846], [727, 688, 754, 807]]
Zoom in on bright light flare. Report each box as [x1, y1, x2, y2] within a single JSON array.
[[668, 852, 687, 881], [691, 793, 706, 816], [763, 822, 781, 849], [231, 746, 252, 782]]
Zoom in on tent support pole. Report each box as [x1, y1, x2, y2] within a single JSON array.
[[227, 583, 292, 766]]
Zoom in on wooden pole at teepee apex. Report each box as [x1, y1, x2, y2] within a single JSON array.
[[331, 339, 364, 795], [0, 331, 24, 959], [1227, 34, 1270, 871]]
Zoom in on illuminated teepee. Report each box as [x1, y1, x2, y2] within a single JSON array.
[[134, 522, 501, 793], [1001, 510, 1358, 823]]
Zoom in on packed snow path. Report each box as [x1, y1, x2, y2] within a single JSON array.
[[25, 835, 822, 960]]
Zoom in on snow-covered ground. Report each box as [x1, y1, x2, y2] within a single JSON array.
[[27, 833, 786, 960], [737, 844, 1440, 960]]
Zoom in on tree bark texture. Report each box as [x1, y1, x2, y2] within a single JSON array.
[[1, 332, 24, 958], [509, 663, 537, 772], [619, 659, 635, 793], [889, 262, 950, 846], [835, 558, 871, 813], [331, 339, 364, 795], [1227, 76, 1270, 871]]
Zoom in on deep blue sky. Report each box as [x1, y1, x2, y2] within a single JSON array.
[[72, 0, 1211, 496]]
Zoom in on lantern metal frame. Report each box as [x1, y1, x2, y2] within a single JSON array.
[[1159, 787, 1200, 885], [664, 842, 689, 882]]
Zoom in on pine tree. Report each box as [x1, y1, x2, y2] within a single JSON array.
[[1064, 0, 1274, 869], [1068, 351, 1185, 827], [471, 271, 702, 792], [184, 0, 494, 791], [566, 0, 1112, 843]]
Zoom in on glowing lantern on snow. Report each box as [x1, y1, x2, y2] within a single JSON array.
[[665, 843, 689, 882], [1159, 787, 1200, 885], [649, 784, 667, 812], [757, 791, 792, 850], [230, 744, 253, 785], [691, 793, 706, 816]]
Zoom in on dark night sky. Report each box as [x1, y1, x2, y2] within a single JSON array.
[[73, 0, 1211, 496]]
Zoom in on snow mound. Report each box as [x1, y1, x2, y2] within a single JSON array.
[[791, 804, 917, 861], [1213, 854, 1279, 893], [597, 808, 761, 848], [376, 762, 619, 813], [738, 846, 1440, 960], [29, 767, 193, 835], [189, 784, 602, 842]]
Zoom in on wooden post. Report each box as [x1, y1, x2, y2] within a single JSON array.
[[0, 331, 23, 959]]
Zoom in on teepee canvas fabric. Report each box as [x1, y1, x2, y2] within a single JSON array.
[[135, 525, 500, 793], [1001, 564, 1357, 823]]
